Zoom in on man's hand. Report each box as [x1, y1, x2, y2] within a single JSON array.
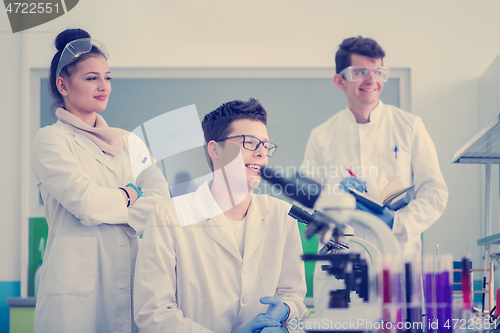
[[240, 314, 280, 333], [260, 327, 288, 333], [339, 177, 367, 192], [260, 297, 289, 323], [356, 201, 394, 229]]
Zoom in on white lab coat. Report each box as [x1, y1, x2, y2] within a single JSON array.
[[134, 181, 307, 333], [301, 101, 448, 258], [31, 120, 169, 333]]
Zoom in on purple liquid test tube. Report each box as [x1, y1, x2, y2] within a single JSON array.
[[441, 255, 453, 333], [423, 256, 435, 331], [435, 270, 445, 333], [435, 254, 453, 333]]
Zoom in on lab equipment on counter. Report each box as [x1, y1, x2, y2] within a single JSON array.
[[434, 254, 453, 333], [489, 288, 500, 329], [424, 256, 435, 330], [302, 253, 369, 304], [260, 166, 401, 332], [382, 255, 403, 333], [288, 205, 380, 260], [405, 259, 423, 333]]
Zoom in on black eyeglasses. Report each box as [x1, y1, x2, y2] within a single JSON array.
[[216, 135, 277, 157]]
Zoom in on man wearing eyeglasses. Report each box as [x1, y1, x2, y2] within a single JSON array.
[[301, 36, 448, 306], [134, 98, 307, 333]]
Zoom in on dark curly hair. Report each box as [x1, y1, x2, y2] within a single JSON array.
[[335, 36, 386, 74], [202, 98, 267, 170]]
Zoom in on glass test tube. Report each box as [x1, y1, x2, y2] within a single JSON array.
[[423, 255, 435, 332]]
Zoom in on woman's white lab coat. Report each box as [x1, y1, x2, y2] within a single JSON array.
[[31, 120, 169, 333], [134, 182, 307, 333]]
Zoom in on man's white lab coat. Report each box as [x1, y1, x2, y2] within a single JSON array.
[[134, 182, 307, 333], [31, 120, 169, 333], [301, 101, 448, 257]]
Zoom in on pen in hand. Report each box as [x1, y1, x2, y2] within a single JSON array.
[[346, 168, 367, 193], [347, 168, 355, 177]]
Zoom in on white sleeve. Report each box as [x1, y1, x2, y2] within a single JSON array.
[[31, 128, 128, 226], [276, 216, 308, 323], [124, 133, 170, 237], [392, 117, 448, 240], [300, 128, 327, 185], [133, 202, 214, 333]]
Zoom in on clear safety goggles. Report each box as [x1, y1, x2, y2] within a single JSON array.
[[339, 66, 390, 83], [56, 38, 109, 78]]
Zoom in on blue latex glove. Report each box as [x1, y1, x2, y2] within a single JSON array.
[[260, 327, 288, 333], [339, 176, 367, 193], [260, 297, 289, 322], [356, 201, 394, 229], [239, 314, 280, 333]]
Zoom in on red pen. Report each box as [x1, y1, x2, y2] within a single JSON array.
[[347, 168, 356, 177], [347, 168, 367, 192]]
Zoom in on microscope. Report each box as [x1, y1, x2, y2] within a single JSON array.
[[260, 166, 402, 332]]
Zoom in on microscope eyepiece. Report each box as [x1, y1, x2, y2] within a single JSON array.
[[288, 205, 313, 225], [260, 166, 321, 208]]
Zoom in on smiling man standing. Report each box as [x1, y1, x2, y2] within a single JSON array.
[[134, 98, 306, 333], [301, 36, 448, 260]]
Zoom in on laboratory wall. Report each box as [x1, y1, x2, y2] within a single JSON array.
[[2, 0, 500, 331], [0, 31, 23, 331]]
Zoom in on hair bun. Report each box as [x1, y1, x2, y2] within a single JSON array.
[[55, 28, 91, 51]]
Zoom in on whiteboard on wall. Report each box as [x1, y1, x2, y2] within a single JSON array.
[[34, 67, 409, 205]]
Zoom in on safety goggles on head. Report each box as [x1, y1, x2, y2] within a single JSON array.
[[339, 66, 390, 83], [216, 135, 278, 157], [56, 38, 109, 78]]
